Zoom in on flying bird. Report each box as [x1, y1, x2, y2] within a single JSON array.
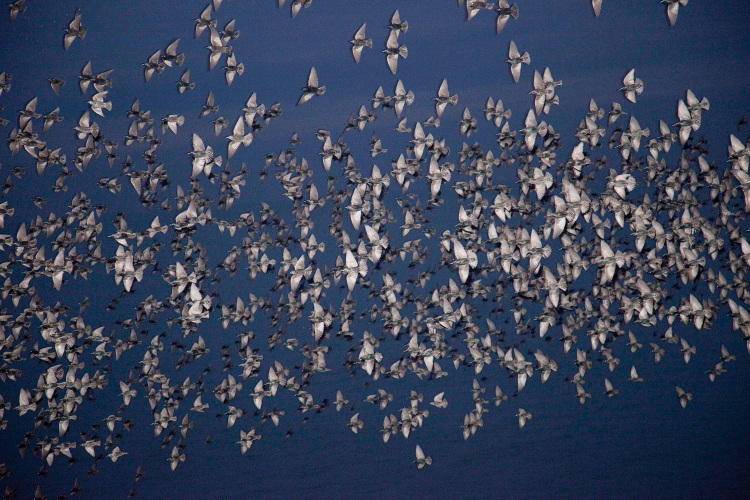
[[434, 79, 458, 118], [387, 10, 408, 33], [496, 0, 519, 33], [592, 0, 602, 17], [620, 69, 644, 103], [662, 0, 689, 25], [64, 8, 86, 49], [383, 30, 408, 75], [350, 24, 373, 63], [414, 445, 433, 468], [506, 41, 530, 83], [298, 67, 326, 105]]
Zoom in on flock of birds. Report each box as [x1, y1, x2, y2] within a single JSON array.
[[0, 0, 749, 498]]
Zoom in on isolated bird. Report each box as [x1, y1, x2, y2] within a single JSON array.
[[350, 24, 373, 63], [414, 445, 432, 468], [506, 41, 530, 83], [63, 8, 85, 49], [620, 69, 644, 103], [298, 67, 326, 105]]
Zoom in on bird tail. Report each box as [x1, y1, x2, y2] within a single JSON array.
[[538, 122, 548, 137]]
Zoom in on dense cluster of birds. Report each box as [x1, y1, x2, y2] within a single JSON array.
[[0, 0, 749, 498]]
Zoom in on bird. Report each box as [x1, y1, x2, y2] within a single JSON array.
[[226, 117, 253, 158], [620, 69, 644, 103], [604, 378, 619, 396], [414, 445, 432, 468], [506, 41, 530, 83], [177, 70, 195, 93], [434, 79, 458, 118], [298, 67, 325, 105], [383, 30, 408, 75], [144, 50, 165, 82], [662, 0, 689, 25], [350, 24, 373, 63], [496, 0, 519, 33], [516, 408, 532, 428], [48, 78, 66, 95], [430, 392, 448, 408], [386, 10, 408, 33], [107, 447, 128, 462], [195, 4, 216, 38], [201, 91, 219, 117], [222, 55, 243, 87], [466, 0, 494, 21], [63, 8, 85, 49], [592, 0, 602, 17], [348, 413, 364, 433], [9, 0, 26, 21], [676, 386, 693, 408], [162, 39, 185, 67]]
